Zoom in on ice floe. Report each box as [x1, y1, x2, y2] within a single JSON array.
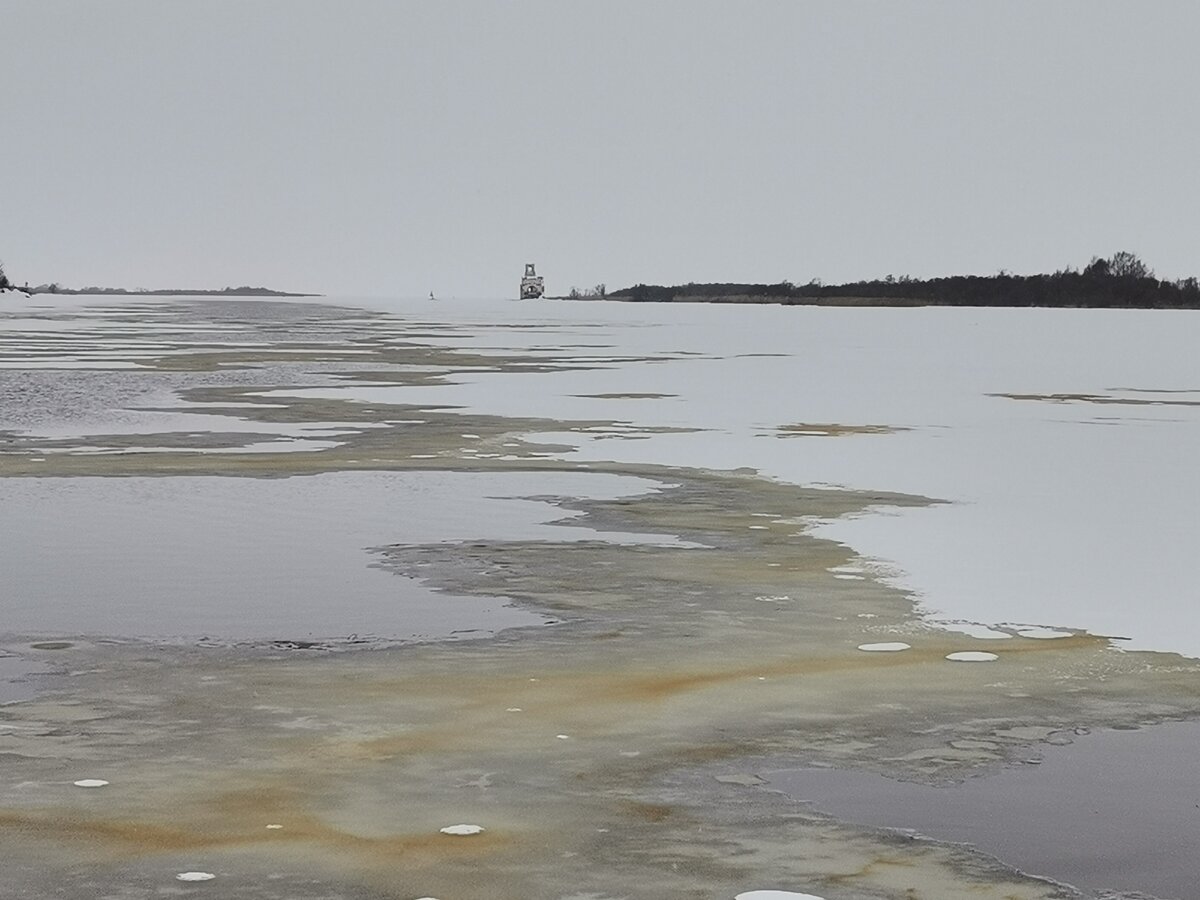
[[946, 651, 999, 662], [72, 779, 109, 788], [175, 871, 216, 881], [857, 642, 911, 652]]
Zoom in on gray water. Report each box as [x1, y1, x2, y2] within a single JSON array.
[[767, 720, 1200, 899], [0, 470, 664, 642]]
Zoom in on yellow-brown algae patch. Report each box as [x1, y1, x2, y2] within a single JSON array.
[[989, 391, 1200, 407], [773, 423, 905, 437], [0, 805, 512, 862], [571, 392, 678, 400]]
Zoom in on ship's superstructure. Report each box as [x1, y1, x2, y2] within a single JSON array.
[[520, 263, 545, 299]]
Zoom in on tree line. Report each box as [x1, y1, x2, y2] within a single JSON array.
[[609, 252, 1200, 309]]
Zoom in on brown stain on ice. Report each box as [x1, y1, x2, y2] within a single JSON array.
[[990, 391, 1200, 407], [323, 634, 1104, 761], [775, 422, 907, 437], [0, 803, 509, 861], [618, 800, 675, 823]]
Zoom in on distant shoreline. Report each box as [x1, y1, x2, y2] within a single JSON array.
[[15, 286, 321, 298], [592, 294, 1200, 309], [599, 253, 1200, 310]]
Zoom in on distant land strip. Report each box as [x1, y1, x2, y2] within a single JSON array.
[[12, 285, 320, 297], [602, 252, 1200, 310]]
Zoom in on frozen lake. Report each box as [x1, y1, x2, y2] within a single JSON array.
[[4, 294, 1199, 653], [288, 297, 1200, 657], [3, 293, 1199, 900]]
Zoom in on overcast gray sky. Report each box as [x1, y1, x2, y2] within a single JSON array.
[[2, 1, 1197, 296]]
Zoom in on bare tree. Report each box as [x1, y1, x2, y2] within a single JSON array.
[[1107, 251, 1152, 279]]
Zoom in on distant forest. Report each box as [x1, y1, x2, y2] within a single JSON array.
[[609, 253, 1200, 309]]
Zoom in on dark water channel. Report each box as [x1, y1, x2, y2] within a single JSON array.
[[767, 720, 1200, 898], [0, 470, 660, 644]]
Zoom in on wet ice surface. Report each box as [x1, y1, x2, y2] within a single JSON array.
[[0, 470, 669, 642], [330, 297, 1200, 656], [0, 655, 50, 703], [2, 295, 1199, 899], [765, 720, 1200, 899]]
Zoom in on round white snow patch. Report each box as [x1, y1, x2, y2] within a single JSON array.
[[266, 824, 283, 829], [439, 824, 484, 836], [1016, 627, 1073, 639], [857, 642, 911, 652], [175, 872, 216, 882], [735, 892, 826, 899], [73, 779, 109, 788], [946, 651, 999, 662], [556, 734, 570, 740]]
